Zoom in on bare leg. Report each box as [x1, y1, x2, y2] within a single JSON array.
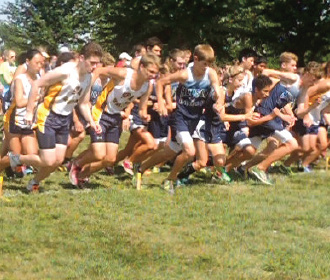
[[258, 139, 298, 171], [141, 145, 177, 173]]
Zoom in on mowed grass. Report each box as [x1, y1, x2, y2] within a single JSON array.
[[1, 131, 330, 279]]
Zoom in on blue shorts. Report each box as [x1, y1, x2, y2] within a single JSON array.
[[8, 111, 34, 135], [170, 111, 199, 142], [90, 112, 122, 144], [130, 104, 147, 131], [293, 119, 319, 136], [225, 128, 247, 148], [9, 122, 34, 135], [249, 125, 274, 139], [36, 111, 71, 149], [204, 120, 226, 144], [148, 108, 168, 139]]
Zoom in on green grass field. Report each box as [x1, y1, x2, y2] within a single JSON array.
[[1, 131, 330, 279]]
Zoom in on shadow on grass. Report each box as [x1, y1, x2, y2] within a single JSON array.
[[60, 181, 103, 190]]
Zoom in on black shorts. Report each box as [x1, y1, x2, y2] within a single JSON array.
[[36, 111, 72, 149], [90, 112, 122, 144]]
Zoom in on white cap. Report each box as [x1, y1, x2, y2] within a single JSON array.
[[59, 46, 70, 53], [119, 52, 132, 61]]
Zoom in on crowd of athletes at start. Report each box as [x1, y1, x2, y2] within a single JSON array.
[[0, 36, 330, 194]]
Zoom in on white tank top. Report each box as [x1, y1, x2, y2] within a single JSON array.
[[43, 62, 92, 116], [13, 74, 34, 127], [106, 68, 149, 114]]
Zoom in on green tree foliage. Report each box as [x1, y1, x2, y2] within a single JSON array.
[[1, 0, 330, 64], [1, 0, 96, 54], [0, 21, 30, 53]]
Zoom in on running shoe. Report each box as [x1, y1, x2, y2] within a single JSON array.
[[278, 164, 294, 175], [303, 166, 312, 173], [69, 162, 81, 186], [66, 161, 73, 172], [77, 177, 89, 189], [250, 166, 272, 185], [122, 160, 134, 176], [24, 166, 34, 175], [26, 179, 39, 193], [236, 165, 248, 180], [211, 168, 231, 184], [8, 152, 21, 170], [161, 179, 175, 195], [152, 166, 160, 173], [176, 177, 190, 188], [177, 163, 195, 179], [297, 160, 304, 172], [15, 165, 25, 178]]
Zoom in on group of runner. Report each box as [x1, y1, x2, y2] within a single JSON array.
[[1, 36, 330, 194]]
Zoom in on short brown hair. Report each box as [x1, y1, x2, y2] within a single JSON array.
[[280, 52, 298, 64], [146, 37, 163, 49], [80, 42, 103, 59], [168, 48, 185, 61], [193, 44, 215, 63]]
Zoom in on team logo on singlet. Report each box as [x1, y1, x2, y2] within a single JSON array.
[[122, 92, 131, 98], [66, 86, 83, 105]]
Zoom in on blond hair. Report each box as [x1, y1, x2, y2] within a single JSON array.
[[280, 52, 298, 64], [304, 61, 323, 79], [228, 65, 244, 78], [139, 53, 161, 68], [101, 52, 116, 66], [193, 44, 215, 63]]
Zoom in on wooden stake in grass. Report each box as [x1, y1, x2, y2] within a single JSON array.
[[136, 173, 142, 191], [0, 176, 3, 197]]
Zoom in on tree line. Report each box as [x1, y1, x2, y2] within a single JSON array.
[[1, 0, 330, 65]]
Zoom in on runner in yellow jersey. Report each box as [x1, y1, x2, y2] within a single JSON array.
[[8, 42, 103, 192]]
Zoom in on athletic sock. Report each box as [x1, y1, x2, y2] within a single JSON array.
[[177, 162, 195, 179]]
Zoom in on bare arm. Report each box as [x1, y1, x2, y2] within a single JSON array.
[[247, 112, 277, 127], [78, 77, 101, 133], [139, 82, 153, 121], [92, 66, 127, 85], [123, 102, 134, 118], [13, 64, 27, 80], [242, 92, 253, 113], [210, 70, 252, 122], [321, 106, 330, 125], [262, 69, 298, 84], [2, 63, 14, 85], [156, 69, 188, 116], [307, 79, 330, 99], [13, 78, 28, 108], [164, 84, 175, 112]]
